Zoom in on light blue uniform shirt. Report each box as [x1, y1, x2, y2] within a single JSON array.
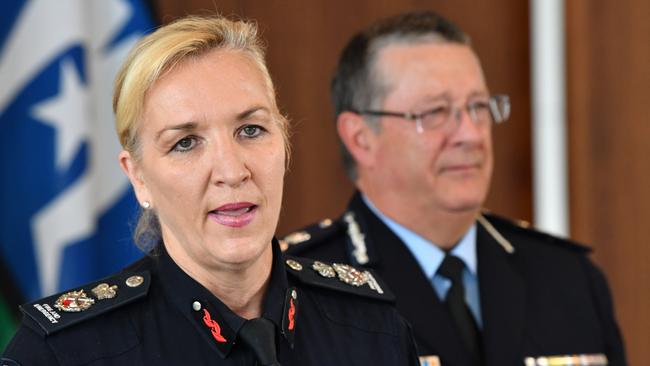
[[362, 195, 483, 327]]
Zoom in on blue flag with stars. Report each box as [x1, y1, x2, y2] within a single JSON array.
[[0, 0, 155, 312]]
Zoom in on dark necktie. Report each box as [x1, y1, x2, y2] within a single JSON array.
[[238, 317, 282, 366], [437, 254, 482, 365]]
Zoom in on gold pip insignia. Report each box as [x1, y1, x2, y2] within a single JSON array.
[[92, 283, 118, 300], [284, 231, 311, 245], [312, 261, 336, 278], [286, 259, 303, 271], [54, 290, 95, 312], [126, 275, 144, 288], [524, 354, 608, 366], [332, 263, 368, 287]]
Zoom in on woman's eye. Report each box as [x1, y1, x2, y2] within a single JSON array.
[[172, 137, 196, 152], [239, 125, 265, 138]]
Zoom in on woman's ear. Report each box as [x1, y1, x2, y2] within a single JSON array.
[[119, 150, 151, 208], [336, 111, 379, 169]]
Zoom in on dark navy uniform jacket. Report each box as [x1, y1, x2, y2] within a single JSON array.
[[2, 240, 419, 365], [283, 192, 627, 366]]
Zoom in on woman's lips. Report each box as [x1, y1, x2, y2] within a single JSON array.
[[208, 202, 257, 228]]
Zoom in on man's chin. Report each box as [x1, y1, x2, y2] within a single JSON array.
[[438, 181, 490, 212], [442, 198, 485, 215]]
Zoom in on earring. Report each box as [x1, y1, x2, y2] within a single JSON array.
[[142, 201, 151, 209]]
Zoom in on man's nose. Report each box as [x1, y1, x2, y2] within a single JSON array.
[[448, 106, 484, 143]]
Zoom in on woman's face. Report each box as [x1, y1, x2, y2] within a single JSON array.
[[120, 49, 285, 271]]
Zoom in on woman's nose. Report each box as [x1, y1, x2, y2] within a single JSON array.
[[210, 140, 251, 187]]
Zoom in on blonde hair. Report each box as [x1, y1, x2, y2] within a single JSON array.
[[112, 15, 290, 251], [113, 15, 289, 156]]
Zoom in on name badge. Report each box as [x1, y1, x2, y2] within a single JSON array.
[[524, 353, 608, 366], [419, 355, 441, 366]]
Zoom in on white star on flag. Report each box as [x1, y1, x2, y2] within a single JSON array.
[[32, 59, 89, 171]]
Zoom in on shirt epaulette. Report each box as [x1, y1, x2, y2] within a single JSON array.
[[283, 255, 395, 302], [482, 211, 591, 253], [20, 271, 151, 336], [280, 218, 344, 252]]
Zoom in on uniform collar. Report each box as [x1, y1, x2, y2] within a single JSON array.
[[154, 239, 295, 359], [261, 239, 292, 331], [361, 193, 478, 277]]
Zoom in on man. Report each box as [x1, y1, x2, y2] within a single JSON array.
[[284, 11, 626, 366]]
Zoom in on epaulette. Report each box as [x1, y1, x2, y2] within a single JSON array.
[[481, 211, 591, 253], [280, 218, 344, 252], [21, 271, 151, 336], [283, 255, 394, 302]]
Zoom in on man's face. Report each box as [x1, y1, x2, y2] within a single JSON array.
[[360, 42, 493, 219]]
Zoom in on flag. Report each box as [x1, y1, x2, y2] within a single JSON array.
[[0, 0, 155, 348]]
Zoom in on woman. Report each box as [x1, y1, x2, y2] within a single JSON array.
[[2, 15, 419, 365]]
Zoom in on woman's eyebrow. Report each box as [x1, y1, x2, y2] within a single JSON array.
[[155, 122, 198, 142], [236, 106, 270, 121]]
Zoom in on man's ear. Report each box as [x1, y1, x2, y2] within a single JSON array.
[[119, 150, 151, 208], [336, 111, 379, 169]]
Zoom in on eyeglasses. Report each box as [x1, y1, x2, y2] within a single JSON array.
[[353, 94, 511, 134]]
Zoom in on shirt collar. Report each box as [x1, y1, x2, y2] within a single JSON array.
[[361, 194, 477, 277], [451, 224, 478, 275]]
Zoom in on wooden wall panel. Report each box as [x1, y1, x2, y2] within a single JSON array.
[[567, 1, 650, 364], [152, 0, 532, 236]]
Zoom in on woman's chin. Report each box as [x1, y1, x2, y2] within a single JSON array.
[[205, 239, 272, 268]]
